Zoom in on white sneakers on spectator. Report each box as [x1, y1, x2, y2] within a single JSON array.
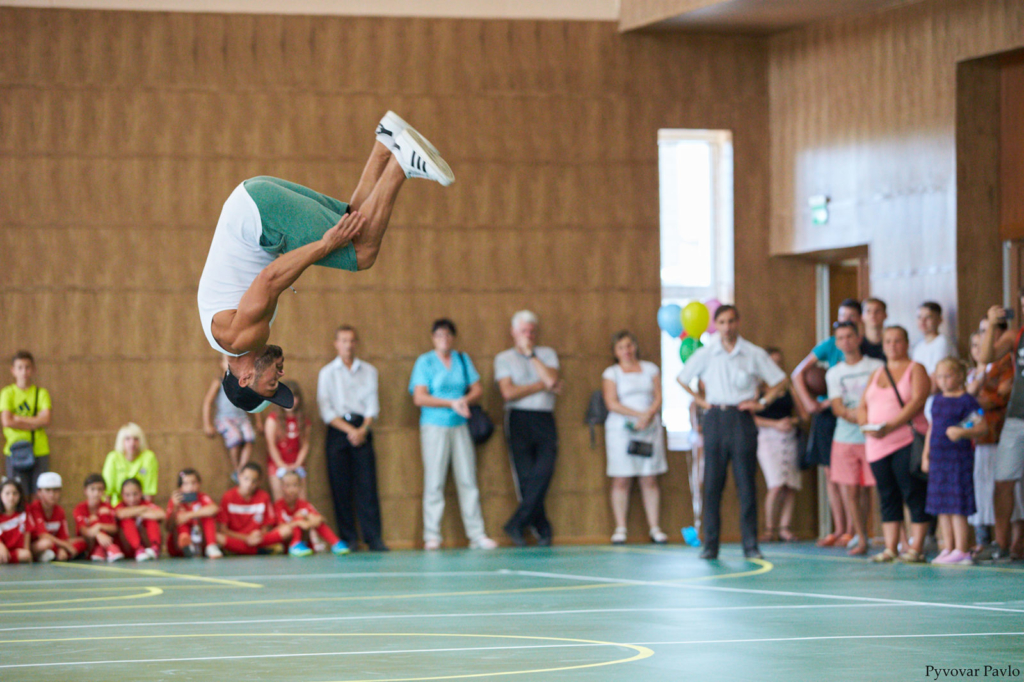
[[38, 549, 56, 563], [470, 536, 498, 550], [205, 544, 224, 559], [424, 539, 442, 551]]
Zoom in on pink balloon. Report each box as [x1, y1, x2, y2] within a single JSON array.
[[704, 298, 722, 334]]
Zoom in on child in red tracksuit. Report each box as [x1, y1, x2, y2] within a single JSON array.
[[27, 472, 87, 562], [166, 468, 222, 559], [73, 473, 124, 562], [115, 477, 166, 561], [274, 470, 349, 556], [1, 477, 33, 565], [217, 462, 304, 556]]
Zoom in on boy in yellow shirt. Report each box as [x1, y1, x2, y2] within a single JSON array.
[[1, 351, 52, 495]]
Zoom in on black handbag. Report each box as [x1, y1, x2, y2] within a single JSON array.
[[456, 352, 495, 445], [883, 365, 928, 481], [584, 390, 609, 449], [8, 387, 39, 472]]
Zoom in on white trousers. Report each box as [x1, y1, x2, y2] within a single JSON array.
[[420, 424, 486, 543]]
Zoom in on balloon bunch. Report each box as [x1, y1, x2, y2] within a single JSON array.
[[657, 299, 722, 363]]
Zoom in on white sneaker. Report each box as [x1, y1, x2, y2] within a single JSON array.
[[205, 544, 223, 559], [393, 128, 454, 186], [145, 547, 159, 561], [424, 539, 442, 551], [135, 549, 153, 562], [470, 536, 498, 550], [376, 111, 439, 154], [38, 549, 56, 563]]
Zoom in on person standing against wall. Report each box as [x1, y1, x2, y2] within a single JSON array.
[[318, 325, 387, 552], [1, 351, 52, 496], [495, 310, 562, 547], [677, 305, 788, 560]]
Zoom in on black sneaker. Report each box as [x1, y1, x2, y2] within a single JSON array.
[[504, 523, 526, 547], [699, 547, 719, 560], [744, 548, 765, 560], [974, 544, 1011, 563], [368, 542, 390, 552]]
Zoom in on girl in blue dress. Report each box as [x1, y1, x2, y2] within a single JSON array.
[[922, 357, 988, 565]]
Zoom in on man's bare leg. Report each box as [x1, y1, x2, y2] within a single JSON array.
[[349, 141, 392, 211], [352, 158, 406, 270]]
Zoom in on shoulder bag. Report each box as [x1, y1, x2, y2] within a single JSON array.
[[883, 365, 927, 481], [457, 352, 495, 445], [9, 387, 40, 472]]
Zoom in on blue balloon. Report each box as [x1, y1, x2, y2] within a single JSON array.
[[657, 304, 684, 338]]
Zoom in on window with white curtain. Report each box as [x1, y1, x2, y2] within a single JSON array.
[[658, 130, 734, 449]]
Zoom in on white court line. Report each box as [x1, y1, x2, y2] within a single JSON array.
[[0, 603, 898, 633], [510, 570, 1024, 615], [3, 632, 1023, 669], [0, 571, 500, 587]]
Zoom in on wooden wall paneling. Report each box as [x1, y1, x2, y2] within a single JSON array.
[[2, 7, 773, 546], [957, 56, 1003, 353], [1001, 54, 1024, 240]]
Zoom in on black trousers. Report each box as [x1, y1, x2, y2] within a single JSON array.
[[505, 410, 557, 535], [869, 443, 932, 524], [325, 426, 383, 547], [703, 408, 759, 552]]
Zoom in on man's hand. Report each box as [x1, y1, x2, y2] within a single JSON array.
[[738, 400, 763, 413], [451, 397, 471, 419], [987, 304, 1008, 327], [348, 427, 367, 447], [322, 211, 366, 253]]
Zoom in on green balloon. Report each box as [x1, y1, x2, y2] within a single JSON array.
[[679, 336, 701, 363]]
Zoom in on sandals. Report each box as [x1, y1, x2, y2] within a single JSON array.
[[871, 548, 898, 563], [650, 527, 668, 545], [611, 527, 627, 545], [760, 528, 778, 543], [898, 549, 926, 564], [816, 532, 842, 547], [778, 526, 798, 543]]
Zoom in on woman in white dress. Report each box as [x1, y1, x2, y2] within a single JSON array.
[[602, 331, 668, 544]]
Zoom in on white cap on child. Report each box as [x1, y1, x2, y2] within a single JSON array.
[[36, 472, 62, 489]]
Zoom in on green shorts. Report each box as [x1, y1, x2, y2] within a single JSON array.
[[243, 176, 358, 272]]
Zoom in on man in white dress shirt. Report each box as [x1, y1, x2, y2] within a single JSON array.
[[677, 305, 788, 560], [317, 326, 387, 551]]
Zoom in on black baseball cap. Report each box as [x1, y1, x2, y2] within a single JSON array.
[[221, 369, 294, 413]]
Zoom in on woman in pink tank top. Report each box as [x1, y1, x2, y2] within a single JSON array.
[[858, 326, 932, 563]]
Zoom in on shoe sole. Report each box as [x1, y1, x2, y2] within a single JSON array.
[[383, 111, 440, 155], [399, 128, 455, 186]]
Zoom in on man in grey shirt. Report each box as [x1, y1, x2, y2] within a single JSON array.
[[495, 310, 562, 546]]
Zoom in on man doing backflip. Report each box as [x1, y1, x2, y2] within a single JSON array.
[[198, 112, 453, 412]]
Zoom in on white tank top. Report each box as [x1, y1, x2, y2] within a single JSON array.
[[197, 183, 276, 357]]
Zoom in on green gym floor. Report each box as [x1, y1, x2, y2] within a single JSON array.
[[1, 545, 1022, 681]]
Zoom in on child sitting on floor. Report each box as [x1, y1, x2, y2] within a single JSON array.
[[166, 468, 222, 559], [274, 470, 349, 555], [115, 477, 166, 561], [217, 462, 307, 556], [73, 473, 123, 562], [27, 472, 86, 562], [0, 477, 33, 565]]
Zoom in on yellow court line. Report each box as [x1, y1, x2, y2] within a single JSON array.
[[0, 631, 654, 681], [0, 586, 163, 607], [50, 561, 263, 589], [669, 558, 774, 582], [0, 582, 628, 615], [0, 585, 222, 594]]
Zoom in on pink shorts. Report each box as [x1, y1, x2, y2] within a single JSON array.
[[829, 441, 876, 487]]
